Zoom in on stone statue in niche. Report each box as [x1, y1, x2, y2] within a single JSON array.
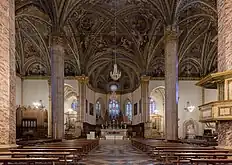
[[187, 124, 196, 139]]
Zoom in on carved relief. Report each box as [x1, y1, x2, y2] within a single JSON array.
[[64, 62, 76, 76], [26, 63, 47, 76]]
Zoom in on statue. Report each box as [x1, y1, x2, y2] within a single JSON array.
[[187, 124, 196, 139]]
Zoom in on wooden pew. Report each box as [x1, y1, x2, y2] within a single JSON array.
[[10, 148, 82, 163], [160, 149, 229, 163], [175, 152, 232, 160], [22, 146, 83, 159], [191, 158, 232, 165], [0, 157, 59, 165], [2, 151, 71, 164], [23, 139, 99, 157]]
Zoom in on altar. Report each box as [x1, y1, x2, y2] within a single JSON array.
[[101, 129, 128, 140]]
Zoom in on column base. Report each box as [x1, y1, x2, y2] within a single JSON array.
[[0, 144, 18, 152], [218, 121, 232, 148]]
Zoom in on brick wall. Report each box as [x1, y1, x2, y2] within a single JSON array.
[[218, 0, 232, 72]]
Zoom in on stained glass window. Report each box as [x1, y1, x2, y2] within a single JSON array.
[[96, 101, 101, 117], [125, 101, 132, 121], [150, 98, 158, 114], [109, 99, 120, 119], [71, 99, 78, 111]]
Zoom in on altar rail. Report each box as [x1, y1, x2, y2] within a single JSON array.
[[199, 100, 232, 122]]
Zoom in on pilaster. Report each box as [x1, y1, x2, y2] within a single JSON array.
[[140, 76, 150, 123], [21, 78, 24, 105], [164, 25, 178, 140], [47, 79, 52, 137]]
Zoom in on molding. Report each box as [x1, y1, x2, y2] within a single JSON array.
[[196, 70, 232, 89], [150, 77, 201, 81], [198, 100, 232, 108]]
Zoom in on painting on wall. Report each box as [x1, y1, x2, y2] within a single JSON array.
[[134, 103, 138, 116], [89, 103, 94, 116]]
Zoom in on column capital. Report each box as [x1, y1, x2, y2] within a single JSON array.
[[76, 75, 89, 84], [140, 75, 150, 82], [47, 79, 51, 86], [164, 25, 178, 41], [51, 33, 66, 47]]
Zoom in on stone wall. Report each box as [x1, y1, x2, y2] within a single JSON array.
[[218, 121, 232, 148], [0, 0, 16, 144], [218, 0, 232, 72]]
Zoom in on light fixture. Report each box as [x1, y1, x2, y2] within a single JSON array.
[[110, 63, 121, 81], [109, 0, 121, 81], [184, 101, 195, 112], [33, 100, 45, 109], [110, 84, 118, 91]]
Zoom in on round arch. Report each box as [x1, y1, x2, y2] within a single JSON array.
[[149, 86, 165, 134]]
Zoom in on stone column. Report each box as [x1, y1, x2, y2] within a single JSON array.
[[51, 35, 65, 139], [47, 79, 52, 137], [76, 76, 89, 128], [0, 0, 16, 145], [140, 76, 150, 123], [164, 25, 178, 140], [217, 0, 232, 148], [218, 0, 232, 72]]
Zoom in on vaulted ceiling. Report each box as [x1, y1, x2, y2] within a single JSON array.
[[15, 0, 218, 93]]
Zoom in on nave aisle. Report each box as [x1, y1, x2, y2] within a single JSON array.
[[78, 140, 157, 165]]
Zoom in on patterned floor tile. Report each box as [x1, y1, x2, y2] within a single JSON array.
[[77, 140, 159, 165]]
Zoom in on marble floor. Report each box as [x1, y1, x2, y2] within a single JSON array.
[[77, 140, 157, 165]]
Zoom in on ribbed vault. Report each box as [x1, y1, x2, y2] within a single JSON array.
[[15, 0, 218, 93]]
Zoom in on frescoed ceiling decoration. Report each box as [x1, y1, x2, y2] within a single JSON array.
[[15, 0, 217, 93]]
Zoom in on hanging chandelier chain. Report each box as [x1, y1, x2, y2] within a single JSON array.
[[110, 0, 121, 81]]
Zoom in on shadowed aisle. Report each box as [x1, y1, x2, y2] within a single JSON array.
[[78, 140, 157, 165]]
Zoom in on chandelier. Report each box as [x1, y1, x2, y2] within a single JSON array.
[[110, 63, 121, 81], [109, 0, 121, 81]]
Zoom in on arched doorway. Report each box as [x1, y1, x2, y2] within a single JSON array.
[[149, 86, 165, 138], [64, 84, 80, 138]]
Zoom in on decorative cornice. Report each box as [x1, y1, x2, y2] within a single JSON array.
[[140, 75, 150, 82], [196, 70, 232, 89], [164, 25, 178, 42]]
